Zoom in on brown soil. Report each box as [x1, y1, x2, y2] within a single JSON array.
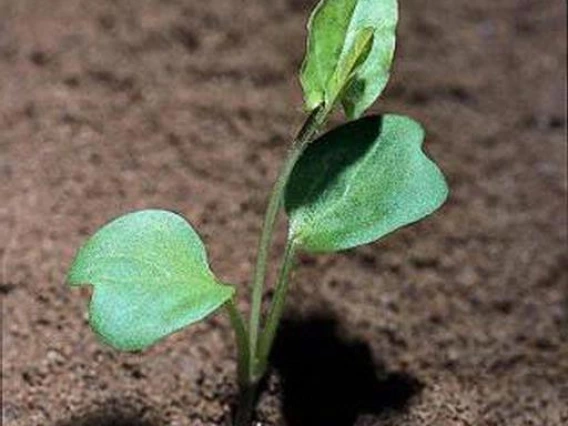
[[1, 0, 567, 425]]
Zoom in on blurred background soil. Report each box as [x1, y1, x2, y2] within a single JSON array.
[[1, 0, 566, 425]]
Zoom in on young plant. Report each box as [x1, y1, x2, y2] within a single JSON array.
[[67, 0, 448, 424]]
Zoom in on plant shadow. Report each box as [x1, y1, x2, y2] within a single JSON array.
[[270, 314, 422, 426], [55, 398, 163, 426]]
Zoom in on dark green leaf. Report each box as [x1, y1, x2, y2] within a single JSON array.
[[68, 209, 234, 351], [300, 0, 398, 119], [285, 115, 448, 253]]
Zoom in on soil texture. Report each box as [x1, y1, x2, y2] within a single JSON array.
[[1, 0, 567, 425]]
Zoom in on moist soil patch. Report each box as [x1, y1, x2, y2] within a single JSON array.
[[1, 0, 566, 425]]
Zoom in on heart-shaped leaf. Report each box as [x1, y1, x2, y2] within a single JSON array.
[[68, 209, 234, 351], [285, 115, 448, 253], [300, 0, 398, 119]]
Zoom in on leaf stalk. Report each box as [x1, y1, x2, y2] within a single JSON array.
[[247, 105, 327, 380], [255, 239, 297, 377], [225, 298, 250, 387]]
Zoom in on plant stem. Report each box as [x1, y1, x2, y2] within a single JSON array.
[[235, 105, 327, 425], [226, 299, 250, 387], [256, 239, 297, 377], [227, 300, 257, 426], [248, 105, 325, 378]]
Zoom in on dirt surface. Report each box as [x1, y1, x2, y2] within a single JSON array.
[[1, 0, 567, 425]]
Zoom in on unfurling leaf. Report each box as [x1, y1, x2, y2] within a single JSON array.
[[68, 209, 234, 351], [285, 115, 448, 253], [300, 0, 398, 119]]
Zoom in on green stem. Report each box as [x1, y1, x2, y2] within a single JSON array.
[[226, 299, 250, 387], [256, 239, 297, 377], [248, 105, 326, 378]]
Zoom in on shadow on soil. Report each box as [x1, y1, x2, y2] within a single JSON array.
[[55, 398, 162, 426], [270, 314, 423, 426]]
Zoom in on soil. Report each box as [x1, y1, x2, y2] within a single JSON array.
[[1, 0, 567, 425]]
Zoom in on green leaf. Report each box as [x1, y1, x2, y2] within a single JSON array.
[[300, 0, 398, 119], [285, 115, 448, 253], [67, 209, 234, 351], [326, 27, 374, 110]]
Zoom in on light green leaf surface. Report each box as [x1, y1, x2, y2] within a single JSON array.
[[285, 115, 449, 253], [68, 209, 234, 351], [300, 0, 398, 119]]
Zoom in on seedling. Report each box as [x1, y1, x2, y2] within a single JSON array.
[[67, 0, 448, 424]]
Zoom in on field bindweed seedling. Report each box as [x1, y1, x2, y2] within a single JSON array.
[[67, 0, 448, 424]]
